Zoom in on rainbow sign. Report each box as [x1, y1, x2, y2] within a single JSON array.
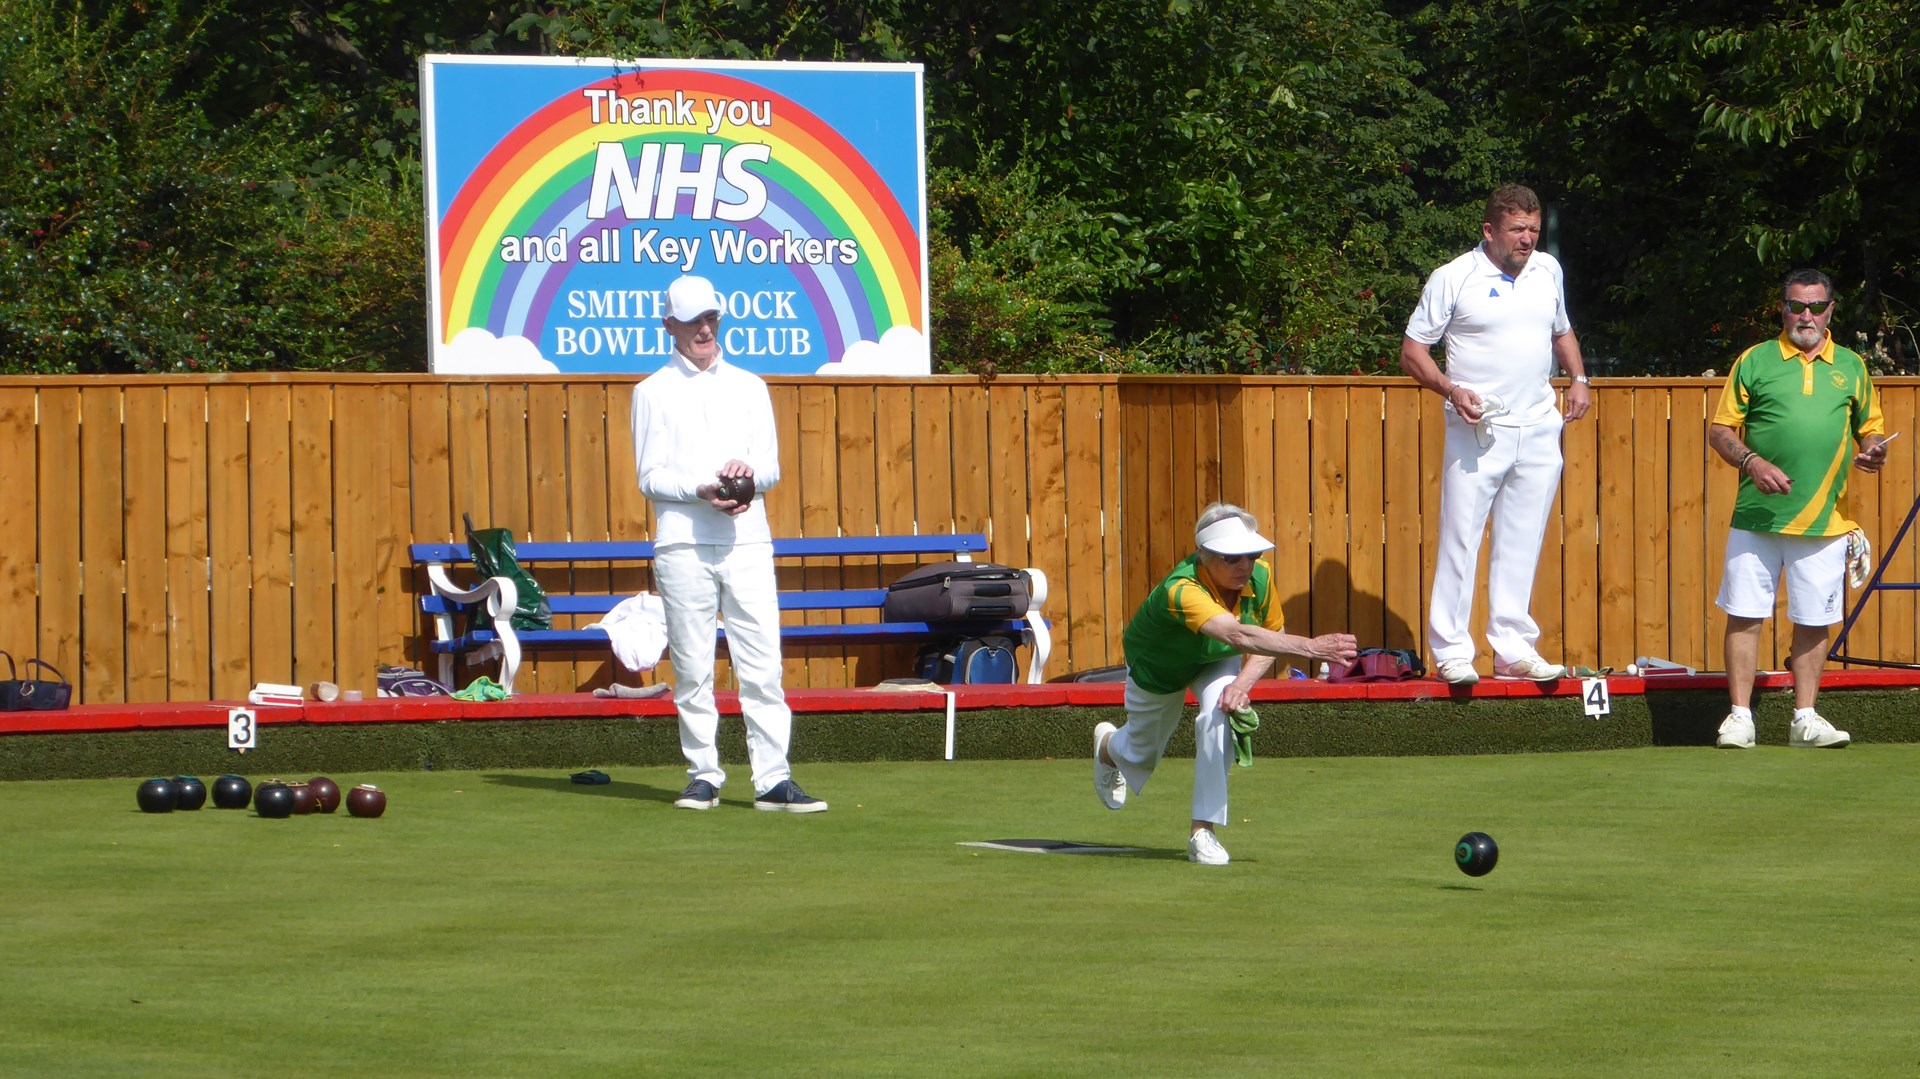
[[421, 56, 927, 375]]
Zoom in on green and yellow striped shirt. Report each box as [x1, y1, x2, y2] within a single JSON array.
[[1122, 554, 1284, 695], [1712, 332, 1883, 537]]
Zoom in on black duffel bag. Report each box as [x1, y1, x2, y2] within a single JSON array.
[[883, 561, 1032, 622]]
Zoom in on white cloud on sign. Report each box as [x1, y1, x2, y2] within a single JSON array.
[[815, 325, 930, 376], [436, 328, 559, 375]]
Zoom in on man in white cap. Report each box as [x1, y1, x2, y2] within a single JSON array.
[[631, 274, 825, 812], [1092, 503, 1358, 865]]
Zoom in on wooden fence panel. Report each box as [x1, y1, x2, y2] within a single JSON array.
[[206, 385, 252, 700], [289, 385, 335, 689], [835, 383, 886, 685], [0, 389, 39, 668], [1062, 384, 1108, 674], [1382, 386, 1425, 653], [37, 389, 82, 680], [1596, 386, 1638, 668], [1346, 385, 1387, 651], [1560, 404, 1601, 666], [123, 387, 170, 700], [80, 386, 126, 703], [332, 386, 383, 697], [871, 382, 921, 679], [563, 382, 617, 691], [7, 373, 1920, 701], [1874, 386, 1917, 663], [1309, 386, 1349, 639], [1026, 384, 1069, 666], [1271, 386, 1313, 652]]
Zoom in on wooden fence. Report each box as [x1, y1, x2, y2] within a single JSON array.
[[3, 374, 1916, 704]]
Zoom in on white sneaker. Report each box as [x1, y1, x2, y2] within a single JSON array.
[[1188, 829, 1230, 866], [1435, 659, 1480, 685], [1789, 713, 1850, 749], [1093, 722, 1127, 809], [1716, 713, 1756, 749], [1495, 656, 1567, 682]]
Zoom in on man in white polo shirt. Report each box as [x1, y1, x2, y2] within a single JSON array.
[[1399, 185, 1592, 685], [632, 274, 826, 813]]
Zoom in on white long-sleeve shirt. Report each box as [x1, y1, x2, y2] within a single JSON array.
[[631, 350, 781, 546]]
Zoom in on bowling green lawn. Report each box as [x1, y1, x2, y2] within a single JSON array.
[[4, 746, 1919, 1077]]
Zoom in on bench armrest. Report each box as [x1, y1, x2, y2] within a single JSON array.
[[423, 564, 525, 695], [1020, 567, 1052, 683]]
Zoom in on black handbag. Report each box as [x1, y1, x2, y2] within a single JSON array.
[[0, 651, 21, 710], [10, 658, 72, 711]]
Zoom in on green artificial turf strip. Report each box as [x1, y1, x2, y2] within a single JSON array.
[[3, 749, 1918, 1077]]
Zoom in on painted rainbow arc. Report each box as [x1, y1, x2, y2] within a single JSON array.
[[438, 69, 922, 360]]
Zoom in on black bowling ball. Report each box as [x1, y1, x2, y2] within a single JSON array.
[[211, 774, 252, 810], [254, 782, 296, 819], [170, 775, 207, 811], [136, 778, 177, 813]]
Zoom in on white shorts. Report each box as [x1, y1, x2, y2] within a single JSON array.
[[1715, 528, 1849, 626]]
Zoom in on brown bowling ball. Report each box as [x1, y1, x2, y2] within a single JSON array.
[[289, 782, 319, 815], [307, 776, 342, 813], [346, 784, 387, 818]]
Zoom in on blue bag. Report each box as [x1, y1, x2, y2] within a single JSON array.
[[913, 635, 1018, 684]]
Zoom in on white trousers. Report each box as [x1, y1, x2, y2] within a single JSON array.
[[1110, 659, 1239, 826], [653, 542, 792, 795], [1428, 414, 1564, 666]]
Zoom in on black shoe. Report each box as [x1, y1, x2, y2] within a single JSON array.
[[754, 779, 828, 813], [673, 779, 720, 810]]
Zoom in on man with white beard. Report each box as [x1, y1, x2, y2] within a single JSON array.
[[1706, 268, 1890, 750]]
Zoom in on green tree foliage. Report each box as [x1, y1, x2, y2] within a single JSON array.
[[1406, 0, 1919, 371], [0, 1, 436, 372]]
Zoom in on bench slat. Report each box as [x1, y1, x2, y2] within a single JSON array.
[[421, 588, 893, 616], [427, 619, 1027, 653], [410, 533, 989, 566]]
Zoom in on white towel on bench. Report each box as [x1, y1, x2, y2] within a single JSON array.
[[585, 592, 669, 672]]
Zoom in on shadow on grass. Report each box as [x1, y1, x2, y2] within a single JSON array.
[[1436, 883, 1486, 891], [481, 772, 682, 805]]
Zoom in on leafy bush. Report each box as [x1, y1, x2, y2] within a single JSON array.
[[0, 2, 425, 373]]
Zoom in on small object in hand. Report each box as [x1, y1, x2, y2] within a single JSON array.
[[136, 778, 178, 814], [1455, 831, 1499, 877], [717, 473, 755, 504], [347, 784, 387, 818], [308, 776, 342, 813], [170, 775, 207, 811]]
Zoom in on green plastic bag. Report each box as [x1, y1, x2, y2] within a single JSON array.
[[463, 513, 552, 631]]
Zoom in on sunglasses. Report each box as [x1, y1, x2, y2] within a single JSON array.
[[1210, 552, 1258, 565], [1784, 300, 1833, 315]]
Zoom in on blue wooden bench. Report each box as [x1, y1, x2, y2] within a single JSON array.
[[408, 533, 1052, 694]]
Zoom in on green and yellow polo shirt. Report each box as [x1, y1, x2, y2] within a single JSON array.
[[1712, 331, 1883, 537], [1122, 554, 1284, 695]]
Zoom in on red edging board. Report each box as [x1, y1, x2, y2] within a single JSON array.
[[7, 668, 1919, 737]]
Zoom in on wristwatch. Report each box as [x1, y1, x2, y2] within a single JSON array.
[[1571, 375, 1591, 384]]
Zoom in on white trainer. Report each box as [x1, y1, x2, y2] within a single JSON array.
[[1093, 722, 1127, 809], [1435, 659, 1480, 685], [1188, 829, 1230, 866], [1495, 656, 1567, 682], [1789, 713, 1850, 749], [1716, 712, 1756, 749]]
